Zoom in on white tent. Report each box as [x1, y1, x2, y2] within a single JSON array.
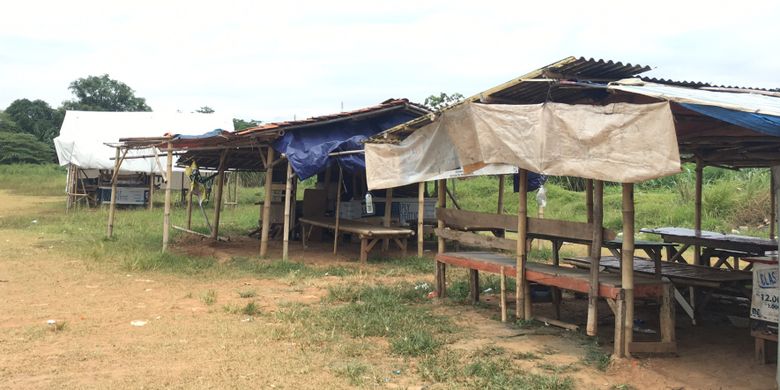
[[54, 111, 235, 173]]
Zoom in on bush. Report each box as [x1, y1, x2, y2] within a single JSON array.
[[0, 132, 54, 164]]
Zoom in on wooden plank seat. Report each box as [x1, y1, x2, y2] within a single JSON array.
[[434, 208, 676, 354], [437, 251, 668, 300], [300, 216, 413, 264]]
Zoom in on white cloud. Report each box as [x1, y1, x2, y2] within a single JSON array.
[[1, 0, 779, 120]]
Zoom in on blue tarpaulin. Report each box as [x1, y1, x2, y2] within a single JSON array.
[[273, 111, 420, 180], [680, 103, 780, 137], [513, 172, 547, 193]]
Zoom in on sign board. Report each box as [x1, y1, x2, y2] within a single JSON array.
[[751, 263, 779, 323]]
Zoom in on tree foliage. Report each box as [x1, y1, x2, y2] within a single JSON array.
[[0, 132, 54, 164], [62, 74, 151, 112], [423, 92, 465, 111], [233, 118, 260, 131], [4, 99, 63, 145], [0, 111, 20, 133], [195, 106, 215, 114]]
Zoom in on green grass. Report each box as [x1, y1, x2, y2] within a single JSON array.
[[238, 289, 256, 298], [332, 360, 373, 386], [201, 289, 217, 305], [241, 301, 259, 316], [390, 330, 441, 356], [0, 164, 65, 196]]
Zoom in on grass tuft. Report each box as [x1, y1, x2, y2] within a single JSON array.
[[391, 330, 440, 356], [201, 289, 217, 306], [238, 289, 256, 298], [241, 301, 259, 316]]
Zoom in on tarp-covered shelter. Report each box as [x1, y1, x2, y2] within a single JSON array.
[[55, 111, 234, 209], [365, 56, 780, 363]]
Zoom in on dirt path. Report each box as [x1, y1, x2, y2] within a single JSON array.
[[0, 190, 776, 389]]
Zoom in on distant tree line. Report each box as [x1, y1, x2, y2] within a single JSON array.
[[0, 75, 259, 164]]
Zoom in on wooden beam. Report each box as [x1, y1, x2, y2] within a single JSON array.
[[186, 187, 194, 229], [162, 142, 173, 251], [436, 179, 447, 298], [382, 188, 393, 251], [106, 148, 121, 238], [173, 225, 228, 242], [260, 147, 275, 258], [534, 316, 580, 331], [211, 150, 228, 240], [436, 208, 616, 242], [694, 158, 703, 265], [587, 180, 603, 337], [333, 165, 343, 255], [148, 172, 155, 210], [500, 266, 507, 322], [517, 169, 530, 320], [434, 228, 516, 251], [622, 183, 635, 356], [586, 179, 594, 224], [497, 174, 505, 214], [282, 160, 294, 261], [418, 181, 425, 257]]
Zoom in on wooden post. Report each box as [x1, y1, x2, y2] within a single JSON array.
[[66, 164, 75, 212], [694, 158, 703, 265], [162, 142, 173, 251], [333, 165, 343, 255], [211, 150, 228, 240], [772, 167, 780, 385], [621, 183, 635, 356], [148, 172, 155, 210], [418, 181, 425, 257], [500, 266, 507, 323], [497, 175, 505, 214], [382, 188, 393, 251], [587, 180, 604, 337], [517, 169, 530, 320], [186, 187, 193, 229], [435, 179, 447, 298], [282, 160, 294, 261], [586, 179, 594, 224], [771, 170, 776, 240], [260, 147, 275, 258], [106, 148, 121, 238]]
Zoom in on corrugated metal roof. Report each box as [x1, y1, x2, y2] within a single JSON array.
[[641, 77, 780, 96], [237, 98, 429, 137]]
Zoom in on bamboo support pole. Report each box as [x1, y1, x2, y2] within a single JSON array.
[[586, 179, 594, 224], [260, 147, 275, 258], [382, 188, 393, 251], [162, 142, 173, 251], [148, 173, 155, 210], [586, 180, 604, 337], [769, 171, 777, 240], [771, 167, 780, 385], [621, 183, 635, 356], [500, 266, 507, 323], [435, 179, 447, 297], [66, 164, 75, 212], [186, 187, 193, 229], [282, 160, 294, 261], [211, 150, 228, 240], [333, 166, 343, 255], [418, 181, 425, 257], [517, 169, 530, 320], [106, 148, 122, 238], [497, 175, 505, 214], [694, 158, 703, 265]]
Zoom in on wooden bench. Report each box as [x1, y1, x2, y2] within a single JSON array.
[[753, 329, 778, 364], [434, 208, 676, 355], [300, 216, 413, 264]]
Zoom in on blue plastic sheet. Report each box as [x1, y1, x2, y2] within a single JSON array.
[[681, 103, 780, 136], [513, 172, 547, 193], [273, 111, 420, 180]]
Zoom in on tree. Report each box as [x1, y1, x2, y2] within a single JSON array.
[[4, 99, 63, 146], [0, 111, 20, 133], [195, 106, 215, 114], [62, 74, 151, 112], [233, 118, 260, 131], [0, 132, 54, 164], [423, 92, 464, 111]]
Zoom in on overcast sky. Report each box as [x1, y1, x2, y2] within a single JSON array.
[[2, 0, 779, 122]]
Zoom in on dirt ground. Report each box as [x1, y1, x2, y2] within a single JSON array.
[[0, 190, 777, 389]]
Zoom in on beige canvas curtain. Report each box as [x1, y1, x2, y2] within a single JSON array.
[[365, 101, 680, 189]]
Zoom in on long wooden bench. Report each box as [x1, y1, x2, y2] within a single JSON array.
[[434, 208, 676, 354], [300, 216, 413, 264]]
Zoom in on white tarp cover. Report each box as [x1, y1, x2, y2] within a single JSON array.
[[365, 101, 680, 189], [54, 111, 234, 173], [608, 79, 780, 117]]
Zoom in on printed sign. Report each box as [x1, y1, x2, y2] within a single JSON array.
[[751, 263, 779, 323]]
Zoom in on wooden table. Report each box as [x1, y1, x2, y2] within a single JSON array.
[[565, 256, 752, 324], [641, 227, 777, 269], [603, 239, 678, 277], [741, 255, 778, 270], [300, 216, 413, 264]]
